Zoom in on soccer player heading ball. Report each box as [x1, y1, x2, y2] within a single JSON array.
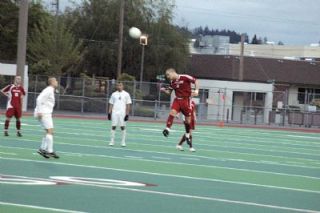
[[108, 82, 132, 147], [161, 68, 199, 151], [1, 76, 25, 137]]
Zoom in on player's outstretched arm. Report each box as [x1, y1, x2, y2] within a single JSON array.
[[192, 80, 200, 97]]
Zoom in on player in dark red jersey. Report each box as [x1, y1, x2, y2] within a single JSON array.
[[176, 100, 196, 152], [161, 68, 199, 145], [0, 76, 25, 137]]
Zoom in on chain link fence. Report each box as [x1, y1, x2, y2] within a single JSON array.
[[1, 75, 319, 127]]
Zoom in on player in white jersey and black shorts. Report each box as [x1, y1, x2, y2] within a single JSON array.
[[108, 82, 132, 147], [34, 77, 59, 159]]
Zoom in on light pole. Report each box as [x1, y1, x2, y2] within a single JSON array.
[[139, 34, 148, 89]]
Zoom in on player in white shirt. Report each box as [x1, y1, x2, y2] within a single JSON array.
[[108, 82, 132, 147], [34, 77, 59, 159]]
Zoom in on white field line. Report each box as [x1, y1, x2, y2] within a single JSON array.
[[18, 121, 320, 148], [3, 137, 320, 171], [0, 201, 86, 213], [2, 145, 320, 181], [10, 126, 320, 161], [1, 156, 320, 195], [20, 122, 320, 152], [0, 152, 17, 156]]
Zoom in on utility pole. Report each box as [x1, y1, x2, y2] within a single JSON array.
[[239, 34, 245, 81], [116, 0, 125, 79], [52, 0, 59, 45], [16, 0, 29, 85], [139, 35, 148, 88]]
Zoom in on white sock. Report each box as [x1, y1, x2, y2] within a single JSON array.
[[121, 129, 126, 144], [110, 130, 115, 143], [185, 133, 190, 138], [46, 134, 53, 153], [40, 137, 47, 150]]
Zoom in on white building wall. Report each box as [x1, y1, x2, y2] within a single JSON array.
[[198, 79, 273, 122], [288, 86, 299, 106]]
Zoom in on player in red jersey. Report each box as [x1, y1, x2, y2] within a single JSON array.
[[0, 76, 25, 137], [176, 100, 196, 152], [161, 68, 199, 145]]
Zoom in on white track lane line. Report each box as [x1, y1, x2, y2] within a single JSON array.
[[0, 201, 86, 213]]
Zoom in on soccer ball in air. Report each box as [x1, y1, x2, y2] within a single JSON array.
[[129, 27, 142, 39]]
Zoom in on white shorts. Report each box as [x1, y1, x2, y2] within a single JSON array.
[[35, 113, 54, 130], [111, 112, 126, 127]]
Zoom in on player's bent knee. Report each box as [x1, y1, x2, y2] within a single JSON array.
[[169, 110, 177, 116]]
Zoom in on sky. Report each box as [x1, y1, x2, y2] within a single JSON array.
[[173, 0, 320, 45], [51, 0, 320, 45]]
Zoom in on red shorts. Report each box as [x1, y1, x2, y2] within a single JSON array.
[[171, 98, 192, 117], [6, 107, 22, 119]]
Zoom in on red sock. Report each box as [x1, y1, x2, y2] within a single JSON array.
[[4, 120, 9, 131], [16, 120, 21, 131], [166, 115, 174, 128]]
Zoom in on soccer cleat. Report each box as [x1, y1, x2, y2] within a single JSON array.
[[176, 145, 184, 151], [109, 142, 114, 146], [47, 152, 60, 159], [37, 149, 49, 159], [4, 131, 9, 136], [162, 129, 169, 137], [17, 132, 22, 137], [121, 143, 126, 147], [189, 147, 196, 152]]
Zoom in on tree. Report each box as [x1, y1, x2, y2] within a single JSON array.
[[0, 0, 19, 61], [28, 18, 82, 75], [63, 0, 189, 80], [0, 1, 49, 61], [278, 41, 284, 45], [251, 34, 258, 44]]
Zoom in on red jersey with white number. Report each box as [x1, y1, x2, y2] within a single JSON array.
[[2, 84, 25, 109], [170, 75, 196, 98]]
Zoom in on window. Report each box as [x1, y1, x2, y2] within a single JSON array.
[[315, 89, 320, 99], [298, 88, 305, 104], [255, 93, 265, 101], [297, 88, 320, 104]]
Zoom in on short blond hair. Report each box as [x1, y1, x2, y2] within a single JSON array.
[[48, 77, 56, 85], [166, 68, 176, 73]]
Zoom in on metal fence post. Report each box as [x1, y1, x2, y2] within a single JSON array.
[[57, 76, 61, 110], [81, 78, 85, 113], [132, 80, 136, 116], [223, 88, 227, 121], [106, 80, 109, 114], [154, 100, 157, 120], [34, 75, 38, 108]]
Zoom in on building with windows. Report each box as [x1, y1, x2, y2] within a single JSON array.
[[187, 54, 320, 125]]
